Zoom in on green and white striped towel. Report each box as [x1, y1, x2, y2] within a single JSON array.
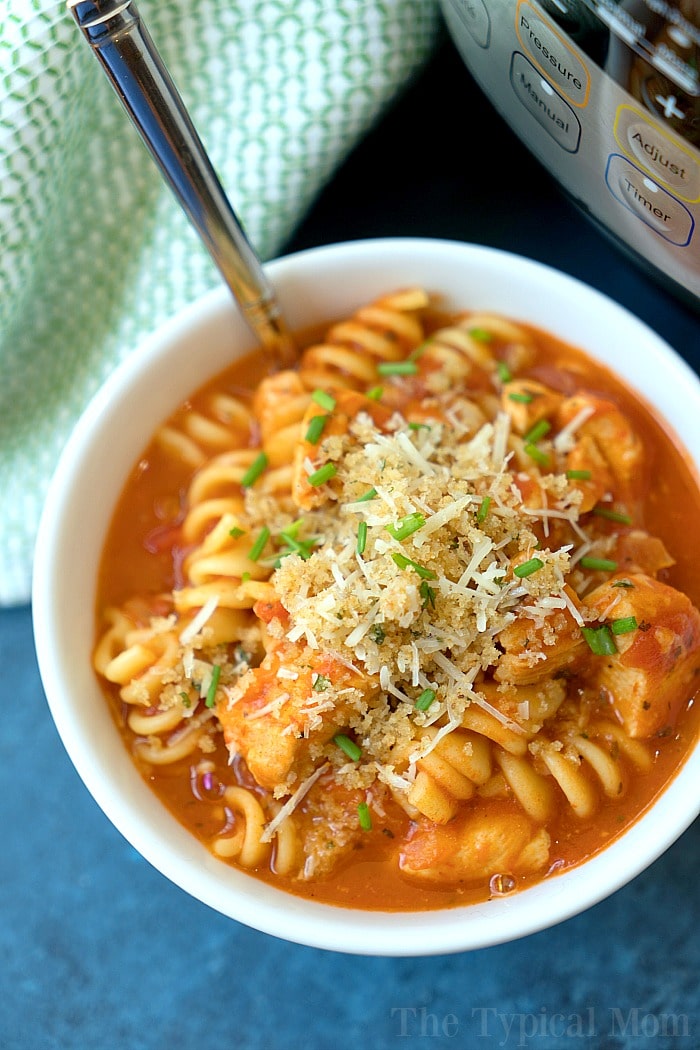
[[0, 0, 440, 606]]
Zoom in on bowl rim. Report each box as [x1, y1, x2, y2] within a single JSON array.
[[33, 236, 700, 955]]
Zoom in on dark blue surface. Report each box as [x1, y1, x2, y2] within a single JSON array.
[[3, 38, 699, 1050]]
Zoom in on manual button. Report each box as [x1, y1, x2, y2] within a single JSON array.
[[510, 53, 581, 152], [614, 105, 700, 202]]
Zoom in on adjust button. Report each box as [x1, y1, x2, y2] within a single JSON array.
[[605, 154, 694, 247], [614, 105, 700, 202], [510, 52, 581, 153]]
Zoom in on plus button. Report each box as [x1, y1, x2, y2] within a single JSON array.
[[654, 93, 685, 120]]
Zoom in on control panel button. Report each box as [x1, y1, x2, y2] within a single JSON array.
[[510, 52, 581, 152], [605, 154, 694, 246], [515, 0, 590, 107], [445, 0, 490, 48], [614, 105, 700, 202]]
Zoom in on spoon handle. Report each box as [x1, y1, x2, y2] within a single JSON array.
[[68, 0, 296, 364]]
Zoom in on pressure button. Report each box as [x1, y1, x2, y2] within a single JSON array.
[[515, 0, 589, 107]]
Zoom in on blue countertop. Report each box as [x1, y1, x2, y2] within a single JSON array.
[[2, 39, 698, 1050]]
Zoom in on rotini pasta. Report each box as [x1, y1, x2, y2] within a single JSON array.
[[93, 288, 700, 912]]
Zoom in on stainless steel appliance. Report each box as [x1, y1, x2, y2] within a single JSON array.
[[440, 0, 700, 307]]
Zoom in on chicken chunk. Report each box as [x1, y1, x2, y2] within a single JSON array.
[[217, 640, 379, 791], [501, 379, 563, 435], [584, 573, 700, 737], [399, 802, 550, 883], [557, 394, 644, 509], [495, 601, 586, 685]]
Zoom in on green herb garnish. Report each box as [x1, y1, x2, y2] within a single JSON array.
[[377, 360, 418, 376], [356, 520, 368, 555], [357, 802, 372, 831], [248, 526, 270, 562], [580, 557, 618, 572], [240, 451, 268, 488], [415, 688, 436, 711], [391, 552, 437, 579], [307, 462, 337, 487], [566, 469, 592, 481], [311, 389, 336, 412], [513, 557, 544, 578], [476, 496, 491, 523], [333, 733, 362, 761], [592, 506, 632, 525], [305, 414, 328, 444], [610, 616, 638, 635], [386, 512, 426, 541], [581, 625, 617, 655], [205, 664, 221, 708]]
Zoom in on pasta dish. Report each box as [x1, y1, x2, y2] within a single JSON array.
[[94, 289, 700, 909]]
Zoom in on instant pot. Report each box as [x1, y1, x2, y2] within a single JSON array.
[[440, 0, 700, 308]]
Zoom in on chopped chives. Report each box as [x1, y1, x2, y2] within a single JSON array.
[[391, 552, 437, 579], [592, 506, 632, 524], [248, 525, 270, 562], [523, 419, 551, 444], [580, 556, 618, 572], [312, 673, 329, 692], [356, 487, 377, 502], [305, 414, 328, 444], [415, 688, 436, 711], [408, 421, 431, 431], [476, 495, 491, 523], [524, 442, 550, 467], [514, 557, 544, 578], [581, 624, 617, 655], [508, 391, 533, 404], [229, 526, 246, 539], [611, 616, 638, 635], [240, 451, 268, 488], [205, 664, 221, 708], [377, 360, 418, 376], [366, 385, 384, 401], [356, 520, 368, 555], [497, 361, 512, 383], [566, 468, 592, 480], [357, 801, 372, 831], [281, 517, 304, 539], [409, 341, 429, 360], [469, 326, 493, 343], [612, 579, 634, 589], [420, 580, 436, 608], [333, 733, 362, 762], [277, 531, 319, 562], [241, 571, 251, 582], [307, 462, 337, 487], [386, 512, 426, 541], [311, 389, 336, 412]]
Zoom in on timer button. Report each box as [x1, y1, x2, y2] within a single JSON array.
[[605, 154, 695, 247]]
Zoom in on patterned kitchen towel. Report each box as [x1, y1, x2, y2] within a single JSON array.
[[0, 0, 441, 606]]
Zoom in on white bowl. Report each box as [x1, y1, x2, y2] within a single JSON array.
[[33, 238, 700, 955]]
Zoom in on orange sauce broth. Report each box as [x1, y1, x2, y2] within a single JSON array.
[[96, 317, 700, 911]]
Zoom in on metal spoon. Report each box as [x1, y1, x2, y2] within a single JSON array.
[[68, 0, 296, 366]]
